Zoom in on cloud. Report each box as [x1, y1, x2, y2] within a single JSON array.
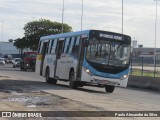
[[0, 0, 160, 47]]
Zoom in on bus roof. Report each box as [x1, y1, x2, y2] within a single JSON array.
[[40, 30, 90, 41], [40, 29, 130, 41]]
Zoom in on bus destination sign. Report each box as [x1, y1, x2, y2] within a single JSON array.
[[99, 33, 122, 40]]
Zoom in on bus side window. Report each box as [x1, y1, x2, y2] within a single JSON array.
[[62, 38, 66, 53], [37, 41, 42, 54], [68, 37, 75, 53], [44, 40, 50, 54], [64, 38, 71, 53], [72, 36, 80, 54], [41, 41, 48, 57], [47, 40, 52, 54], [51, 39, 57, 54], [57, 40, 65, 59], [49, 39, 54, 53]]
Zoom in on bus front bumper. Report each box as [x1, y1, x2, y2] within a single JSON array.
[[81, 68, 128, 87], [90, 76, 128, 87]]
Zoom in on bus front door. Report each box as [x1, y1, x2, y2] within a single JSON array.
[[40, 41, 48, 75], [76, 38, 86, 81], [54, 40, 64, 78]]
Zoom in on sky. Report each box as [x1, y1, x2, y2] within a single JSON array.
[[0, 0, 160, 48]]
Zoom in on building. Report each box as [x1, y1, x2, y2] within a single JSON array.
[[0, 42, 20, 58], [132, 47, 160, 59], [132, 47, 160, 65]]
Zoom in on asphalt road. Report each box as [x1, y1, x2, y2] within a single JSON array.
[[0, 64, 160, 120]]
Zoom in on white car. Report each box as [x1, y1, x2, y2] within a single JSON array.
[[13, 58, 21, 68], [0, 58, 6, 65]]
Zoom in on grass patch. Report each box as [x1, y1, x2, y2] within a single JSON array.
[[130, 70, 160, 77]]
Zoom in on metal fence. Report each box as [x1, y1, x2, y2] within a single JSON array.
[[130, 56, 160, 77]]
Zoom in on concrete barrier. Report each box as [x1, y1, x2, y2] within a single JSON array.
[[128, 75, 160, 91]]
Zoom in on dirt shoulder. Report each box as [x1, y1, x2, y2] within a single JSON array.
[[0, 76, 102, 111]]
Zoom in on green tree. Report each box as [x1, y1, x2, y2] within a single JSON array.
[[14, 37, 29, 57], [24, 19, 72, 50]]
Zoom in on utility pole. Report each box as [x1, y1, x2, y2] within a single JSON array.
[[62, 0, 64, 33], [0, 21, 3, 55], [153, 0, 159, 77], [81, 0, 84, 30], [0, 21, 3, 42], [122, 0, 123, 34]]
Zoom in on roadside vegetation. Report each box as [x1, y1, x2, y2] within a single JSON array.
[[13, 19, 72, 56], [130, 69, 160, 77]]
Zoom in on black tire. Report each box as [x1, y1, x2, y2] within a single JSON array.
[[32, 68, 35, 72], [69, 70, 77, 89], [20, 67, 23, 71], [13, 65, 15, 68], [46, 68, 57, 84], [105, 85, 115, 93], [76, 81, 84, 87]]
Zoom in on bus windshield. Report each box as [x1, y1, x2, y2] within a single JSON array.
[[86, 39, 131, 67]]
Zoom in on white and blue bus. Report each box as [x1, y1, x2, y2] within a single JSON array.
[[35, 30, 131, 93]]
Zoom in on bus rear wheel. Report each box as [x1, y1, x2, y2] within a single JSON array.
[[46, 68, 57, 84], [105, 85, 115, 93], [69, 70, 77, 89]]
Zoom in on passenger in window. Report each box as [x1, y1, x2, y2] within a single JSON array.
[[103, 50, 109, 58], [95, 51, 99, 57]]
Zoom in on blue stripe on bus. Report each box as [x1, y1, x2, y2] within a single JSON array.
[[83, 58, 129, 79]]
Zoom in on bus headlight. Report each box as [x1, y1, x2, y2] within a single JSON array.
[[120, 75, 128, 80], [86, 69, 90, 73], [85, 69, 93, 76]]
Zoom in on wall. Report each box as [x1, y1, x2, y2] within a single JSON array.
[[128, 75, 160, 91]]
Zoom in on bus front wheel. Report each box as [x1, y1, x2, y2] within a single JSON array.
[[46, 68, 57, 84], [69, 70, 77, 89], [105, 85, 115, 93]]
